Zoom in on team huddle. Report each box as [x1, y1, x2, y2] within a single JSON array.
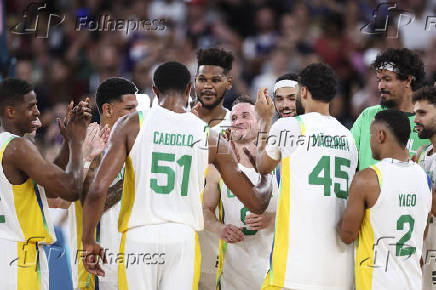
[[0, 46, 435, 290]]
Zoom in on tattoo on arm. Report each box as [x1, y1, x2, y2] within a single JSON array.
[[104, 179, 123, 211]]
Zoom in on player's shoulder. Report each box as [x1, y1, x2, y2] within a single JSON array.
[[358, 105, 383, 119], [2, 135, 37, 163], [272, 116, 299, 129]]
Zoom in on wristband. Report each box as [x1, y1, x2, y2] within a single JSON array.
[[84, 161, 91, 169]]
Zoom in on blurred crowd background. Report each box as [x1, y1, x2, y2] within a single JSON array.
[[2, 0, 436, 159]]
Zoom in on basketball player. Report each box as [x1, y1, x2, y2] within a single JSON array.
[[81, 62, 272, 290], [351, 48, 429, 170], [273, 73, 299, 118], [203, 95, 277, 289], [412, 87, 436, 290], [255, 63, 358, 289], [340, 109, 432, 290], [0, 78, 90, 290], [193, 47, 234, 289], [67, 77, 138, 290]]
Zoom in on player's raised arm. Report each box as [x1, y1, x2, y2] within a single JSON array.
[[255, 88, 280, 174], [5, 101, 91, 201], [209, 128, 272, 214]]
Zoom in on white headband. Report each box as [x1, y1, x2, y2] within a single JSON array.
[[376, 61, 416, 81], [273, 80, 298, 93]]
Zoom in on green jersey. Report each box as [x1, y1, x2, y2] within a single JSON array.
[[351, 105, 430, 171]]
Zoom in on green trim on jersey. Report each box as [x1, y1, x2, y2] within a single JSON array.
[[351, 105, 430, 171]]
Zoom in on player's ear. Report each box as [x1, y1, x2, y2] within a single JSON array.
[[226, 75, 233, 90], [152, 86, 160, 99], [379, 128, 387, 144], [5, 105, 16, 119], [185, 82, 192, 97], [102, 103, 112, 118], [405, 75, 413, 89]]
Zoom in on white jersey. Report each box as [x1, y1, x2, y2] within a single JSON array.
[[419, 145, 436, 290], [265, 112, 358, 289], [118, 106, 209, 232], [355, 158, 432, 290], [217, 164, 277, 290], [199, 108, 231, 284], [66, 154, 125, 289], [0, 132, 55, 244]]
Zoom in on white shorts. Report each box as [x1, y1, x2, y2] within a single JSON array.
[[0, 238, 49, 290], [117, 223, 201, 290]]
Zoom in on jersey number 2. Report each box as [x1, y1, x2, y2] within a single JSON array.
[[150, 152, 192, 196]]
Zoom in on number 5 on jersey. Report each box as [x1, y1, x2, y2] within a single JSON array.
[[150, 152, 192, 196], [308, 156, 351, 199]]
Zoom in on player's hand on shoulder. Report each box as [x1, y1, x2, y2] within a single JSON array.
[[244, 212, 272, 230], [255, 88, 274, 121], [220, 224, 244, 243]]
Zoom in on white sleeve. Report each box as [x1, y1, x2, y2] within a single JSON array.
[[265, 118, 301, 161]]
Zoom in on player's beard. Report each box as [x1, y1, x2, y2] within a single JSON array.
[[380, 91, 397, 109], [198, 92, 225, 110], [295, 97, 305, 116], [417, 125, 436, 139]]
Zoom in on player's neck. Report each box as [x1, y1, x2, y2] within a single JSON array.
[[305, 103, 330, 116], [381, 147, 410, 162], [395, 92, 414, 113], [159, 96, 188, 113], [198, 104, 227, 127], [2, 121, 24, 137]]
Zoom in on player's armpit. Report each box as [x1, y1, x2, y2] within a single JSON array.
[[203, 164, 224, 236], [4, 137, 82, 201], [340, 168, 379, 244]]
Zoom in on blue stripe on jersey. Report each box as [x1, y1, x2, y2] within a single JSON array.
[[427, 174, 432, 191]]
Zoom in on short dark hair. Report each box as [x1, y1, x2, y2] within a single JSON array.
[[153, 61, 191, 95], [275, 72, 298, 83], [413, 86, 436, 105], [197, 48, 234, 74], [96, 77, 137, 112], [232, 95, 255, 108], [298, 63, 337, 102], [374, 109, 410, 147], [372, 48, 425, 91], [0, 78, 33, 112]]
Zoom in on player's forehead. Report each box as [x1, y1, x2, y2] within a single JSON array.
[[275, 87, 297, 98], [414, 99, 435, 112], [119, 94, 138, 106], [376, 70, 397, 79], [197, 65, 226, 77], [231, 103, 254, 116]]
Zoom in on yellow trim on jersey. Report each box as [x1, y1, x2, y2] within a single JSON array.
[[295, 116, 306, 136], [0, 135, 16, 162], [74, 201, 95, 289], [119, 157, 136, 232], [12, 179, 54, 243], [118, 232, 128, 290], [268, 156, 290, 287], [192, 232, 201, 290], [370, 165, 383, 188], [216, 239, 228, 289], [355, 208, 375, 290], [17, 241, 41, 290]]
